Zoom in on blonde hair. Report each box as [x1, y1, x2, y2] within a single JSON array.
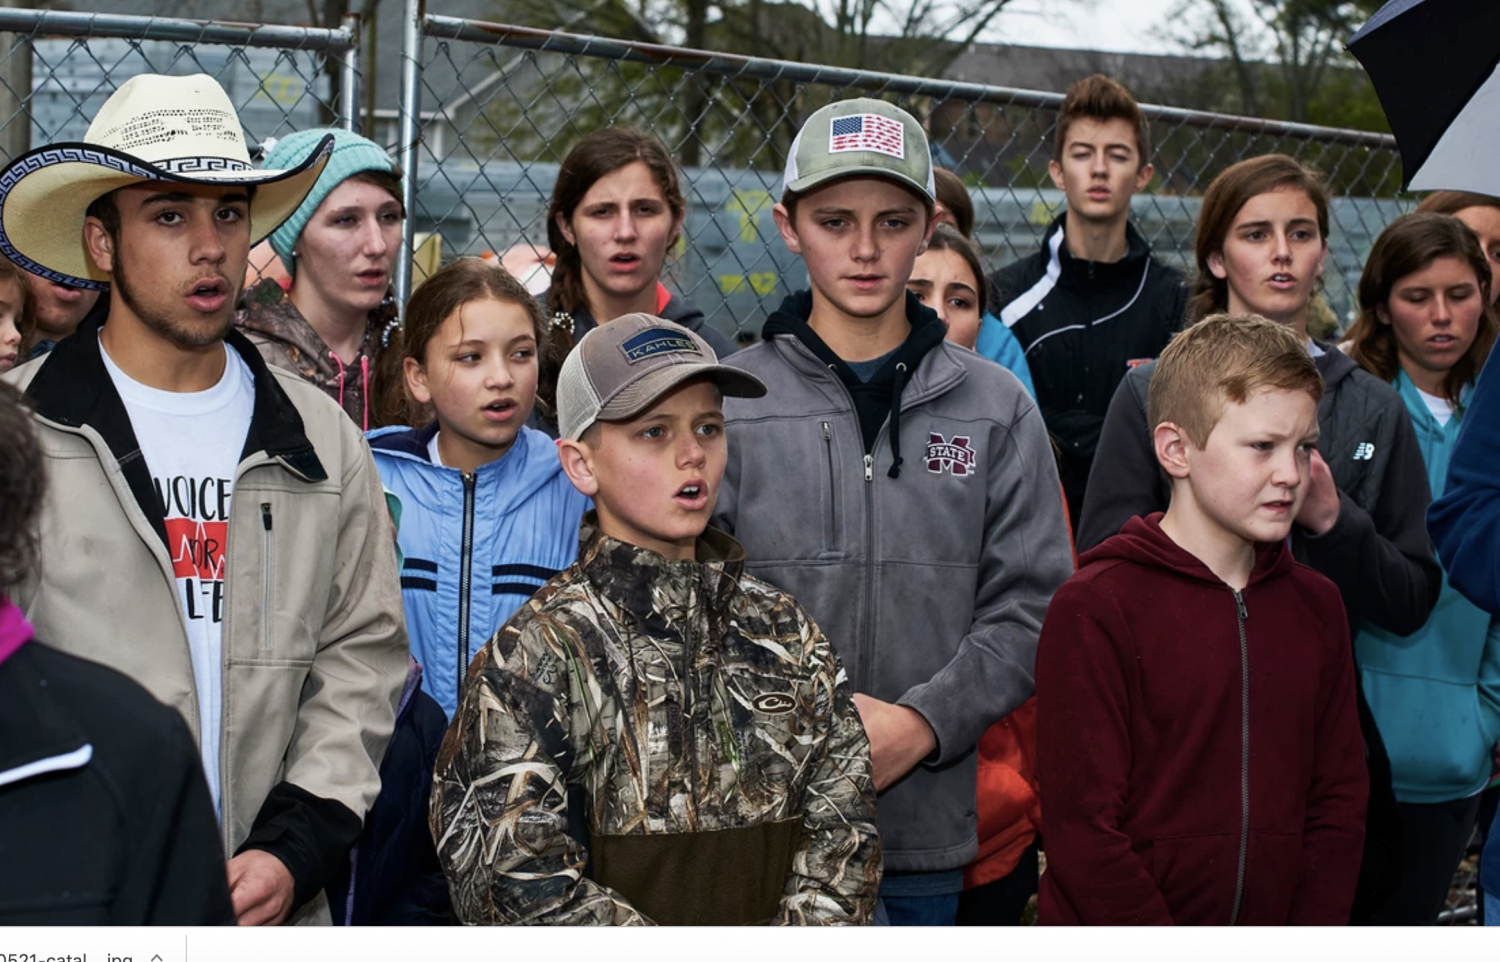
[[1149, 313, 1324, 448]]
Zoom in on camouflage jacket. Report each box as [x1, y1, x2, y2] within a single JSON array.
[[430, 519, 880, 925]]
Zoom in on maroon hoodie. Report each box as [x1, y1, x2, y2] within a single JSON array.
[[1036, 514, 1367, 925]]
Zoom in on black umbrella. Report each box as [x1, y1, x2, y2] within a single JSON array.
[[1349, 0, 1500, 193]]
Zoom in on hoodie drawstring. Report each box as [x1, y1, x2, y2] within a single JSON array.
[[888, 362, 908, 479], [360, 355, 370, 431]]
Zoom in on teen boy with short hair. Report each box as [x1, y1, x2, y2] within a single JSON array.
[[1036, 314, 1367, 925], [990, 74, 1187, 522], [713, 98, 1074, 926], [430, 314, 881, 926]]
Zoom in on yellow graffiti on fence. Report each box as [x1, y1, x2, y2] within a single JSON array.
[[718, 272, 778, 296], [253, 72, 305, 106], [726, 189, 775, 243]]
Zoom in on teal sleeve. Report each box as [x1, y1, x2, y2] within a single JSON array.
[[975, 313, 1036, 400]]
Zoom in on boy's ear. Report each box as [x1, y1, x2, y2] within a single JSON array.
[[83, 217, 114, 275], [772, 203, 802, 256], [918, 204, 939, 254], [1047, 158, 1066, 192], [1133, 162, 1155, 193], [403, 355, 432, 406], [1153, 421, 1193, 480], [557, 437, 601, 498]]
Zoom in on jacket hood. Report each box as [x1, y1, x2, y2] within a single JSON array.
[[762, 289, 948, 388], [762, 289, 947, 478], [1080, 513, 1296, 589], [1313, 340, 1358, 392], [235, 279, 372, 381]]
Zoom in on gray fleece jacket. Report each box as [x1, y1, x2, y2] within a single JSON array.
[[713, 296, 1074, 873]]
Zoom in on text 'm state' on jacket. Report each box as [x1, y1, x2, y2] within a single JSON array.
[[367, 421, 591, 719], [713, 292, 1075, 874], [1037, 514, 1368, 925], [430, 518, 881, 926]]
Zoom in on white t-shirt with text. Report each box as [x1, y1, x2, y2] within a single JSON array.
[[101, 340, 255, 817]]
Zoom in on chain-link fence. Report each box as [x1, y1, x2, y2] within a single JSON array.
[[0, 8, 360, 284], [398, 14, 1407, 345]]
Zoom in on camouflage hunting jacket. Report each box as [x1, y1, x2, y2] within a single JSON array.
[[430, 518, 880, 926]]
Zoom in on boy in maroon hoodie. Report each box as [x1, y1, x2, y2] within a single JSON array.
[[1036, 313, 1367, 925]]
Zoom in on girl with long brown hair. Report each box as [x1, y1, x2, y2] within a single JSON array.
[[1080, 155, 1444, 921], [367, 257, 590, 719], [534, 126, 734, 433], [1344, 212, 1500, 924]]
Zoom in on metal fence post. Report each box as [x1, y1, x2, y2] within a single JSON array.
[[340, 12, 359, 132], [394, 0, 423, 313]]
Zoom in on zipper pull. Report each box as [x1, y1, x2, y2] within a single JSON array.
[[822, 421, 831, 442], [1233, 589, 1247, 620], [260, 503, 273, 531], [864, 454, 874, 482]]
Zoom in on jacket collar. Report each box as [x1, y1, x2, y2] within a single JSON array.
[[24, 309, 328, 545], [574, 512, 744, 635], [1043, 214, 1154, 288]]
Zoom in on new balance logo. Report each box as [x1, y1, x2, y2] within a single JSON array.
[[1353, 443, 1375, 461]]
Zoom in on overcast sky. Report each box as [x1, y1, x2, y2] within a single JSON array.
[[986, 0, 1183, 54]]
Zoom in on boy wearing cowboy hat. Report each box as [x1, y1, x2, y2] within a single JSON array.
[[1, 74, 408, 926]]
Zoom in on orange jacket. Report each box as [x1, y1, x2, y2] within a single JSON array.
[[964, 486, 1074, 889]]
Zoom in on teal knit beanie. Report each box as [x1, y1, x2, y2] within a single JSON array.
[[264, 128, 396, 272]]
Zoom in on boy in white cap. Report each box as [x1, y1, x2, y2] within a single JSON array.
[[711, 99, 1075, 925], [0, 74, 407, 925], [431, 314, 881, 925]]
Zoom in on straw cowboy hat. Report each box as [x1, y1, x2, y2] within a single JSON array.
[[0, 73, 334, 290]]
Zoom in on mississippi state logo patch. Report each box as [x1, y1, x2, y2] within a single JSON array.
[[926, 433, 976, 476]]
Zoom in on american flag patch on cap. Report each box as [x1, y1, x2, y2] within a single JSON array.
[[829, 113, 905, 159]]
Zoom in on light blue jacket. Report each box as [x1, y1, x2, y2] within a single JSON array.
[[1356, 371, 1500, 804], [974, 312, 1036, 399], [368, 423, 591, 718]]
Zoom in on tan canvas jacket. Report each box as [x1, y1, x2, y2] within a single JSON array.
[[5, 320, 407, 923], [431, 518, 881, 925]]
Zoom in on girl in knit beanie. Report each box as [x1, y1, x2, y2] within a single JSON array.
[[234, 128, 406, 429]]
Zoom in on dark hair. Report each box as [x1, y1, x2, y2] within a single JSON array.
[[932, 168, 975, 238], [923, 222, 988, 316], [1054, 74, 1151, 168], [394, 257, 551, 424], [84, 189, 120, 244], [1190, 154, 1331, 325], [345, 167, 407, 217], [1347, 212, 1497, 409], [0, 256, 36, 358], [1415, 191, 1500, 218], [0, 380, 44, 594], [546, 127, 684, 323]]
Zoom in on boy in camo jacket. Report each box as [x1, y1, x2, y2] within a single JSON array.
[[430, 314, 881, 925]]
